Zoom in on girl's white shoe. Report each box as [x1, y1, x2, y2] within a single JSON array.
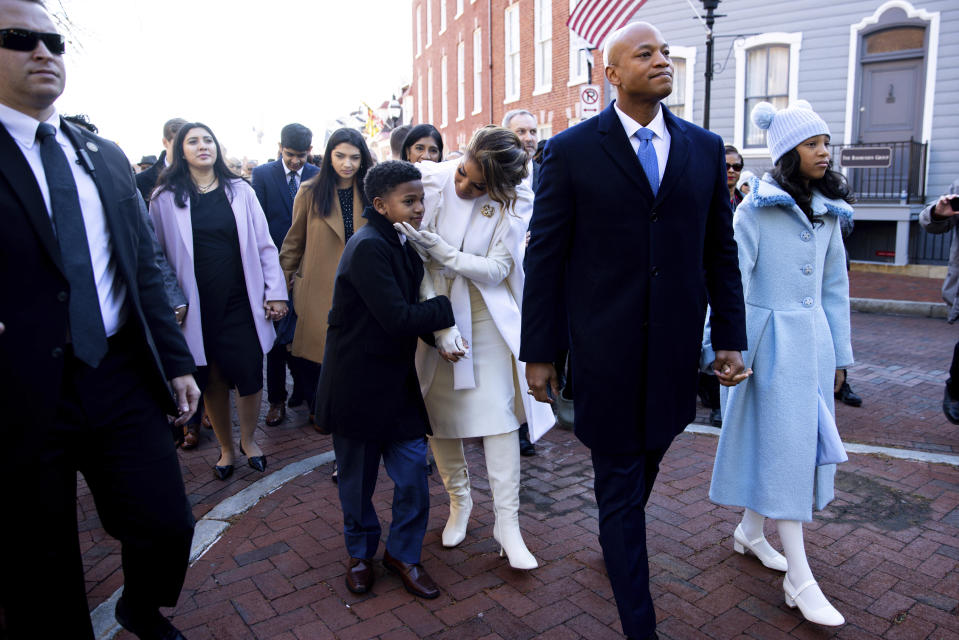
[[783, 576, 845, 626], [733, 524, 788, 572]]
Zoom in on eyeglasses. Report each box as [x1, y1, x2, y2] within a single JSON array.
[[0, 28, 66, 55], [726, 162, 744, 172]]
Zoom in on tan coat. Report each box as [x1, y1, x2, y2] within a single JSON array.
[[279, 183, 366, 363]]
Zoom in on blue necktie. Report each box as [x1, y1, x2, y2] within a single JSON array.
[[288, 171, 298, 202], [37, 122, 108, 367], [635, 127, 660, 196]]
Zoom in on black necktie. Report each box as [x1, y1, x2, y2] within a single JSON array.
[[288, 171, 298, 201], [37, 122, 108, 367]]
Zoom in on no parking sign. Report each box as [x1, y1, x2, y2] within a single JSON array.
[[579, 84, 601, 118]]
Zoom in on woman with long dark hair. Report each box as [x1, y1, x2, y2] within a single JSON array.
[[279, 128, 373, 425], [398, 126, 554, 570], [150, 123, 288, 480], [705, 101, 855, 626], [401, 124, 444, 164]]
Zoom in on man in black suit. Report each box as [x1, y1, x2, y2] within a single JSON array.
[[521, 23, 748, 640], [135, 117, 187, 202], [0, 1, 199, 638], [252, 123, 320, 426]]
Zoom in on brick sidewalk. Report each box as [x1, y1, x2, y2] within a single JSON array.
[[99, 427, 959, 640], [848, 271, 944, 304]]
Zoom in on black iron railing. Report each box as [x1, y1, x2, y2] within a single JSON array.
[[830, 140, 927, 204]]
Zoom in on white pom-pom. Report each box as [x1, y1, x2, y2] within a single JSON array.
[[791, 99, 813, 111], [751, 102, 776, 130]]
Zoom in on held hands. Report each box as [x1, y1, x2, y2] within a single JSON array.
[[394, 222, 440, 250], [712, 350, 752, 387], [435, 326, 469, 362], [264, 300, 289, 321], [932, 194, 959, 219], [170, 374, 201, 425], [526, 362, 559, 404]]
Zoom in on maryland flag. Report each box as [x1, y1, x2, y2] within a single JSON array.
[[363, 103, 384, 138]]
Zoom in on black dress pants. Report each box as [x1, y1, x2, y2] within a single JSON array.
[[590, 445, 669, 640], [266, 341, 292, 404], [949, 340, 959, 397], [0, 328, 195, 639]]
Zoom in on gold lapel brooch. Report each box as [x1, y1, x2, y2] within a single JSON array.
[[481, 204, 494, 218]]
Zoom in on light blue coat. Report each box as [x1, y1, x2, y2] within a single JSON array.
[[704, 174, 854, 521]]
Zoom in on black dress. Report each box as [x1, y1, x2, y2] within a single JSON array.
[[338, 187, 355, 242], [191, 186, 263, 395]]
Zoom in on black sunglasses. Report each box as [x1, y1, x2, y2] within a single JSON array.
[[0, 28, 66, 55], [726, 162, 744, 172]]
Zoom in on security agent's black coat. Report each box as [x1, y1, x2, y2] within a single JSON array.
[[520, 103, 747, 454], [0, 120, 195, 431], [316, 206, 455, 441]]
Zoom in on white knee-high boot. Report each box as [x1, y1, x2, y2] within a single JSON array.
[[429, 437, 473, 547], [483, 432, 537, 570], [777, 519, 844, 626]]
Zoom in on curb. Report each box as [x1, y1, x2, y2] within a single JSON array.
[[685, 424, 959, 466], [91, 450, 336, 640], [851, 297, 947, 318]]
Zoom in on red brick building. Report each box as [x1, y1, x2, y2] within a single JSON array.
[[411, 0, 607, 153]]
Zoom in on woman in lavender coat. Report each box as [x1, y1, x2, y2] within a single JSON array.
[[150, 123, 287, 481]]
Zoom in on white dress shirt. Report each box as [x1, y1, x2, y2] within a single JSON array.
[[0, 102, 127, 336], [614, 101, 671, 185], [282, 158, 304, 191]]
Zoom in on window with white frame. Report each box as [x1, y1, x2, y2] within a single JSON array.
[[457, 40, 466, 120], [744, 46, 789, 147], [473, 28, 483, 113], [733, 32, 801, 154], [441, 54, 449, 126], [662, 45, 696, 121], [417, 74, 424, 123], [416, 5, 422, 57], [534, 0, 552, 93], [568, 0, 590, 86], [426, 0, 433, 47], [439, 0, 447, 34], [504, 4, 520, 102], [427, 65, 434, 123], [455, 0, 464, 17]]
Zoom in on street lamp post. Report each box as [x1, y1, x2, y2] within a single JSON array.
[[387, 97, 403, 130], [701, 0, 722, 131]]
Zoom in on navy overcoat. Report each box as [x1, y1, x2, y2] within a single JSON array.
[[520, 102, 747, 453]]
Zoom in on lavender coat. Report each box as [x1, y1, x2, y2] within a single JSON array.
[[149, 179, 288, 366]]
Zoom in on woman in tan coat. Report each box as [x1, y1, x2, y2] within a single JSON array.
[[279, 128, 373, 427]]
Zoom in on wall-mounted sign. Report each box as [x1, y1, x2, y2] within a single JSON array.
[[840, 147, 893, 168]]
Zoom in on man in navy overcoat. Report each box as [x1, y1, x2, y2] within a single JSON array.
[[521, 22, 748, 640]]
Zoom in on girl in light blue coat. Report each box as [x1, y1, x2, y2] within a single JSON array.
[[705, 101, 854, 627]]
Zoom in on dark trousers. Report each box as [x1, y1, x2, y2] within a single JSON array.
[[302, 359, 321, 413], [266, 342, 311, 405], [590, 446, 669, 639], [332, 433, 429, 564], [697, 371, 720, 410], [949, 340, 959, 396], [0, 329, 195, 639]]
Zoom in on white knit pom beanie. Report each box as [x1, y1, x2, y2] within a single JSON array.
[[751, 100, 830, 164]]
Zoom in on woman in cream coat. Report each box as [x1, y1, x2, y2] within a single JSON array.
[[400, 127, 554, 570]]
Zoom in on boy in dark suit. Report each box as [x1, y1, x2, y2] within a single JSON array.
[[316, 161, 458, 599], [252, 123, 320, 425]]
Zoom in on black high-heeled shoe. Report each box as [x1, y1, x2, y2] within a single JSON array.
[[239, 444, 268, 472], [213, 463, 234, 481]]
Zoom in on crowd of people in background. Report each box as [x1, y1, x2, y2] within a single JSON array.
[[4, 0, 925, 637]]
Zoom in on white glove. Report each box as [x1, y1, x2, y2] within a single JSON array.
[[394, 221, 439, 249], [435, 325, 469, 361]]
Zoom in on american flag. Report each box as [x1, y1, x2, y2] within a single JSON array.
[[567, 0, 650, 49]]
